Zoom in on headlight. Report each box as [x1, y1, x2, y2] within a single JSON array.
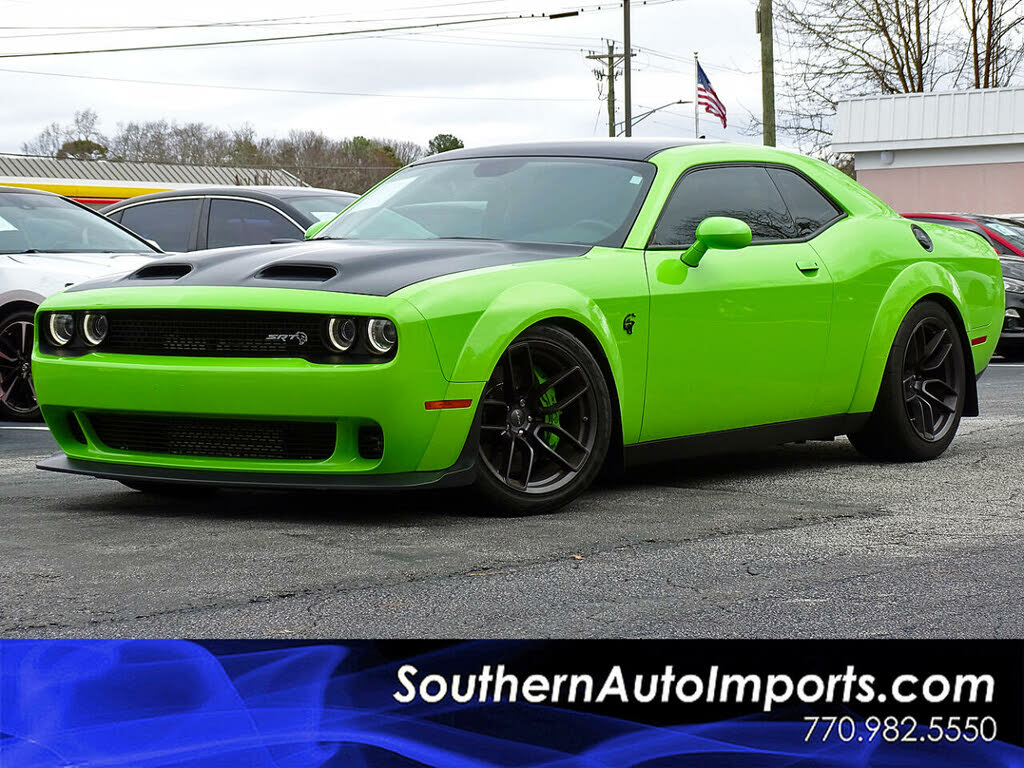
[[47, 313, 75, 346], [1004, 278, 1024, 294], [82, 313, 108, 346], [326, 316, 357, 352], [366, 318, 397, 354]]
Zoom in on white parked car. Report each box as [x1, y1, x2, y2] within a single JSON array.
[[0, 185, 160, 420]]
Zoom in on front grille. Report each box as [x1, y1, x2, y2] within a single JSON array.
[[101, 309, 328, 359], [88, 413, 336, 461]]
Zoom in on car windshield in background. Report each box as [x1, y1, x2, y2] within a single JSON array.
[[317, 157, 657, 247], [978, 216, 1024, 251], [0, 193, 153, 255], [286, 195, 355, 222]]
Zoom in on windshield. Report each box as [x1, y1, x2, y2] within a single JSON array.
[[317, 157, 656, 247], [978, 216, 1024, 251], [0, 192, 155, 254], [287, 194, 356, 222]]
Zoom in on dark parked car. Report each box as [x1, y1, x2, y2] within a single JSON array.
[[902, 212, 1024, 258], [999, 257, 1024, 360], [903, 214, 1024, 359], [102, 186, 357, 252]]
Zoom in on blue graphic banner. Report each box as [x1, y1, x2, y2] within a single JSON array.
[[2, 639, 1022, 767]]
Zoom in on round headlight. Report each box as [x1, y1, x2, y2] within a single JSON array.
[[366, 318, 397, 355], [82, 313, 108, 346], [47, 313, 75, 346], [326, 316, 357, 352]]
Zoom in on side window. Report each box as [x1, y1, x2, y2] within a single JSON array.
[[119, 200, 199, 253], [766, 167, 842, 237], [651, 165, 797, 247], [207, 199, 299, 249]]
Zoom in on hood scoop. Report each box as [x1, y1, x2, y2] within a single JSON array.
[[255, 263, 338, 282], [132, 262, 193, 280]]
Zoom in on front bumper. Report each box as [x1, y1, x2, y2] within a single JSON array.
[[37, 448, 477, 490], [33, 286, 482, 480]]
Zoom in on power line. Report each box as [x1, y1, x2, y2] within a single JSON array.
[[0, 8, 540, 41], [0, 65, 596, 102], [0, 1, 520, 33], [0, 1, 680, 59], [0, 14, 540, 58]]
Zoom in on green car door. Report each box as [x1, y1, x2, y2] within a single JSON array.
[[640, 163, 843, 441]]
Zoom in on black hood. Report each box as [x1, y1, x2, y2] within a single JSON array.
[[67, 239, 589, 297]]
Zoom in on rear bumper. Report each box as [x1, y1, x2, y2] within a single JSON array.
[[37, 452, 477, 490], [998, 293, 1024, 345]]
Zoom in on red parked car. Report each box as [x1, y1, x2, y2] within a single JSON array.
[[902, 213, 1024, 257], [903, 214, 1024, 359]]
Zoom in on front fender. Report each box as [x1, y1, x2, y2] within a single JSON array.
[[849, 261, 971, 414], [447, 281, 623, 385], [411, 281, 631, 471], [0, 288, 46, 310]]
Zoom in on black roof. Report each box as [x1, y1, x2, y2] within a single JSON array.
[[0, 184, 56, 196], [414, 138, 715, 164], [102, 186, 355, 210]]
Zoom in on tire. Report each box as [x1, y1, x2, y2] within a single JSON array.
[[119, 480, 216, 498], [0, 308, 40, 422], [472, 324, 612, 515], [848, 300, 967, 461]]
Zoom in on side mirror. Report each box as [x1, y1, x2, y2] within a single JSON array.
[[681, 216, 752, 267], [304, 220, 330, 240]]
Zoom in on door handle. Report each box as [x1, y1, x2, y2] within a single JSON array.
[[796, 259, 820, 273]]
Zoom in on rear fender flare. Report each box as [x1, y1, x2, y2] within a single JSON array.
[[849, 261, 968, 414]]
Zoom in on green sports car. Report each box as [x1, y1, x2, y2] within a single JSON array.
[[32, 140, 1003, 514]]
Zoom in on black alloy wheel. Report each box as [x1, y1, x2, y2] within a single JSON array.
[[0, 310, 40, 421], [474, 325, 611, 514], [848, 300, 966, 461], [902, 318, 961, 442]]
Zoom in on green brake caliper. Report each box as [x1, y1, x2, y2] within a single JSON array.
[[534, 367, 560, 449]]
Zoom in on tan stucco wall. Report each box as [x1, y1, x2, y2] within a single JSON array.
[[856, 162, 1024, 214]]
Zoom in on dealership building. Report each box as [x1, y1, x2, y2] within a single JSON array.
[[0, 154, 305, 208], [832, 87, 1024, 214]]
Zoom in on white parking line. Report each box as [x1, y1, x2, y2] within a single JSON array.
[[0, 426, 50, 431]]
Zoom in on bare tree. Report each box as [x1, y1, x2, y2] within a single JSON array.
[[957, 0, 1024, 87], [769, 0, 1024, 157], [21, 122, 65, 156], [379, 139, 426, 166], [21, 109, 106, 156], [769, 0, 957, 155], [19, 112, 438, 192]]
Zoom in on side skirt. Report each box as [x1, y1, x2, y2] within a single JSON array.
[[623, 414, 871, 468]]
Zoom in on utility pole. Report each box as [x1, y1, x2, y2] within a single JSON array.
[[623, 0, 632, 136], [586, 42, 625, 137], [757, 0, 776, 146]]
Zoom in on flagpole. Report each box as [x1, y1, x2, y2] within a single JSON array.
[[693, 51, 700, 138]]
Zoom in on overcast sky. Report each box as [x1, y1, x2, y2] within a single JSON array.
[[0, 0, 769, 154]]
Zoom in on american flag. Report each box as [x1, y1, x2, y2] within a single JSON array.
[[697, 63, 727, 129]]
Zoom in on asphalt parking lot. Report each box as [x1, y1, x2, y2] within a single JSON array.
[[2, 362, 1023, 639]]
